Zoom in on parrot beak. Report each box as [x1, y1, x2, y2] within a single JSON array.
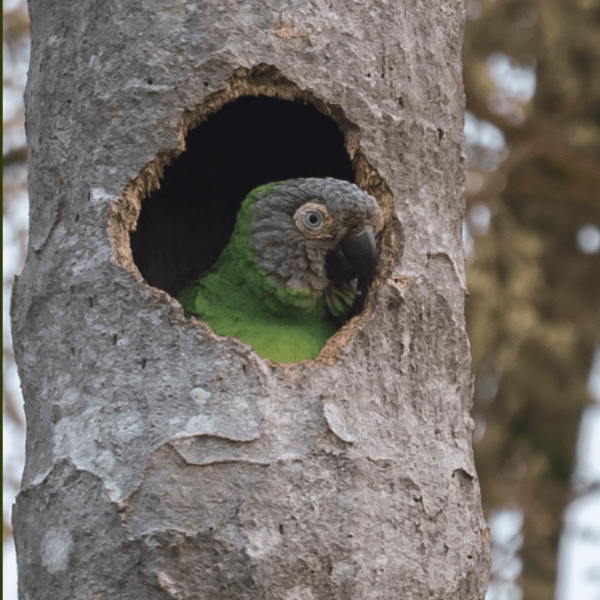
[[326, 227, 378, 295]]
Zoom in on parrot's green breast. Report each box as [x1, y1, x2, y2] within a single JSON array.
[[178, 183, 339, 363]]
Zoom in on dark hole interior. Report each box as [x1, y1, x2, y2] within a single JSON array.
[[130, 95, 355, 298]]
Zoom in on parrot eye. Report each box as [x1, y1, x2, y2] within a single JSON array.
[[303, 210, 324, 230], [293, 202, 331, 237]]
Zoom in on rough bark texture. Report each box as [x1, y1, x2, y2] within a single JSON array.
[[11, 0, 490, 598]]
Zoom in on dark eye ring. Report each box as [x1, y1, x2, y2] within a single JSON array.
[[303, 210, 324, 230]]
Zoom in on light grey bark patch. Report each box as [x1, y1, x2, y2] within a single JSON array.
[[185, 386, 265, 440], [426, 250, 469, 301], [41, 526, 72, 574], [323, 401, 356, 443], [168, 435, 270, 466], [284, 586, 316, 600], [166, 370, 333, 466], [245, 523, 283, 559]]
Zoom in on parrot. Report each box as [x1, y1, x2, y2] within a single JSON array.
[[178, 177, 381, 363]]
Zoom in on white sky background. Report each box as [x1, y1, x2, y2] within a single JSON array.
[[3, 2, 600, 599]]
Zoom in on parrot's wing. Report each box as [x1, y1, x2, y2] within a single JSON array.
[[178, 284, 200, 318]]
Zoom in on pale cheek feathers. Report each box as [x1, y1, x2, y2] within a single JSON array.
[[251, 217, 332, 293]]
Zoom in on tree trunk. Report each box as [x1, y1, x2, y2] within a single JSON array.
[[11, 0, 490, 598]]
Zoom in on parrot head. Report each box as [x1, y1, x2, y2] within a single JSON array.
[[249, 178, 381, 318]]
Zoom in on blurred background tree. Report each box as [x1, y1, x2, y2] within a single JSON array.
[[463, 0, 600, 598], [3, 0, 600, 598]]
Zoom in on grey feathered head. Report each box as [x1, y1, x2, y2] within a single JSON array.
[[249, 178, 381, 314]]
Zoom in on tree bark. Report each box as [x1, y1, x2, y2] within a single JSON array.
[[11, 0, 490, 598]]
